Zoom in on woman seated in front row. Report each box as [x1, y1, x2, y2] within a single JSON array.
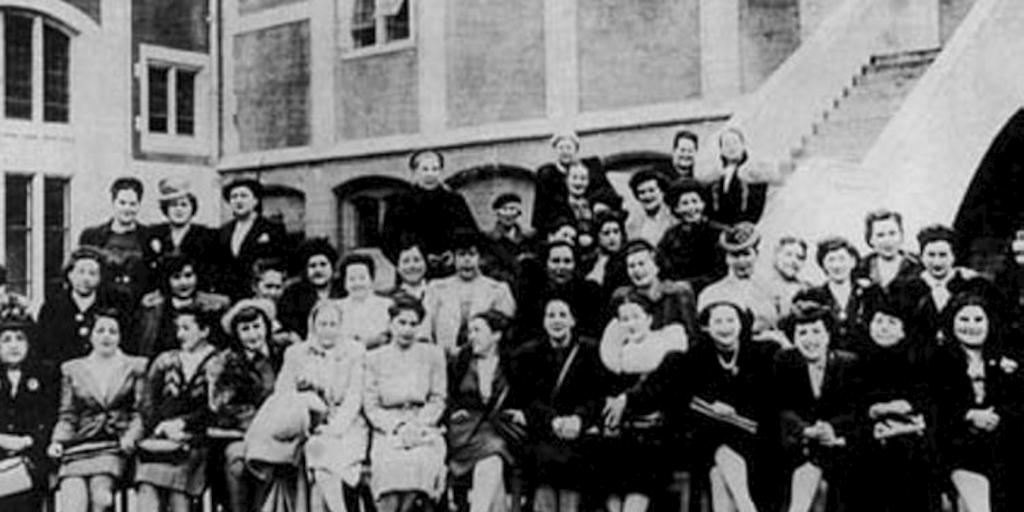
[[929, 293, 1023, 512], [446, 310, 526, 512], [209, 298, 285, 512], [775, 302, 861, 512], [365, 295, 448, 512], [595, 289, 688, 512], [690, 301, 778, 512], [48, 308, 147, 512], [512, 297, 604, 512], [0, 303, 59, 511], [135, 307, 219, 512], [846, 289, 938, 512]]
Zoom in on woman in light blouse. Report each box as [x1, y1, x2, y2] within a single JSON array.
[[365, 295, 447, 512], [276, 300, 369, 512]]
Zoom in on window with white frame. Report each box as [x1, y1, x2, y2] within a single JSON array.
[[350, 0, 411, 50], [2, 9, 72, 123], [137, 44, 210, 155], [2, 174, 70, 300]]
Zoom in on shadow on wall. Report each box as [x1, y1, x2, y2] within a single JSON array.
[[953, 108, 1024, 276]]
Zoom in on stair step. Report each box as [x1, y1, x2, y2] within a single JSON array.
[[813, 116, 889, 138], [869, 47, 942, 67], [854, 63, 931, 87]]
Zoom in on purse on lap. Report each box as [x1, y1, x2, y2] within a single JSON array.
[[0, 456, 33, 498], [137, 438, 190, 464]]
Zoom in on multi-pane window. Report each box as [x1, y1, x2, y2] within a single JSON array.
[[44, 178, 69, 300], [351, 0, 411, 50], [147, 65, 198, 136], [5, 175, 32, 296], [2, 10, 71, 123]]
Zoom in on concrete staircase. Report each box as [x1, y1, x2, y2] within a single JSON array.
[[757, 47, 942, 253], [793, 47, 940, 166]]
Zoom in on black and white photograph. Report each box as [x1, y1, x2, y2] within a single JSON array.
[[1, 0, 1023, 511]]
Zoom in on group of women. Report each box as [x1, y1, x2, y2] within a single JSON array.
[[1, 133, 1022, 512]]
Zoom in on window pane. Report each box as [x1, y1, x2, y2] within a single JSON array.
[[5, 175, 33, 296], [148, 66, 169, 133], [44, 178, 69, 301], [385, 1, 410, 42], [43, 24, 70, 123], [176, 69, 196, 136], [4, 14, 34, 119], [351, 0, 376, 48]]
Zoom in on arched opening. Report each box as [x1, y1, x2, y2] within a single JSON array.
[[445, 163, 535, 231], [953, 108, 1024, 276], [601, 150, 672, 209], [334, 175, 415, 252]]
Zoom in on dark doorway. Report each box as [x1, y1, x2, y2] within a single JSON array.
[[953, 108, 1024, 276]]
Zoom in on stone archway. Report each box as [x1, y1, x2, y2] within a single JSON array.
[[953, 108, 1024, 276], [445, 163, 536, 231], [334, 175, 415, 252]]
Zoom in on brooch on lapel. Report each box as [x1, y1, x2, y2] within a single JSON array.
[[151, 239, 162, 254], [258, 233, 270, 244], [999, 357, 1018, 374], [27, 378, 39, 391]]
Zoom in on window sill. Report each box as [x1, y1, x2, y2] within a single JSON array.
[[140, 132, 210, 157], [341, 39, 415, 61]]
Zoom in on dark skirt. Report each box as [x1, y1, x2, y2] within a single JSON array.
[[585, 424, 671, 496], [135, 445, 209, 496], [847, 435, 940, 512], [446, 412, 520, 477], [528, 434, 589, 490]]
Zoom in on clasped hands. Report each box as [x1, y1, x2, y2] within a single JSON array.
[[965, 407, 1000, 432], [802, 420, 844, 447]]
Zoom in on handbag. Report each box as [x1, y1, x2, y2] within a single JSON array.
[[137, 438, 190, 464], [0, 456, 33, 498]]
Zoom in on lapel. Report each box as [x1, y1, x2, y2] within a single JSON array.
[[238, 218, 262, 257], [100, 357, 136, 407]]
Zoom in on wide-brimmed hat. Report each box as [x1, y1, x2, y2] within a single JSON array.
[[221, 177, 263, 202], [719, 222, 761, 252], [157, 177, 192, 203], [221, 298, 277, 335]]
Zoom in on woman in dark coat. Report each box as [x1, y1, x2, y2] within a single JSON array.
[[593, 290, 688, 512], [928, 293, 1024, 512], [775, 302, 862, 512], [512, 297, 604, 512], [686, 301, 777, 512], [532, 132, 621, 238], [0, 302, 58, 511], [846, 290, 939, 512], [582, 210, 630, 303], [381, 149, 478, 278], [794, 237, 869, 352], [446, 310, 525, 512], [656, 179, 726, 290], [142, 177, 219, 294], [37, 247, 121, 366], [48, 308, 147, 512], [217, 178, 288, 300]]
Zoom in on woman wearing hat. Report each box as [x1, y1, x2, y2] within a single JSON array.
[[0, 302, 59, 511], [48, 307, 148, 512], [209, 299, 285, 512], [217, 178, 287, 300], [143, 177, 217, 291], [37, 247, 120, 365]]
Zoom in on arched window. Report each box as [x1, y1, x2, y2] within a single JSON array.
[[2, 8, 72, 123], [335, 176, 414, 251]]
